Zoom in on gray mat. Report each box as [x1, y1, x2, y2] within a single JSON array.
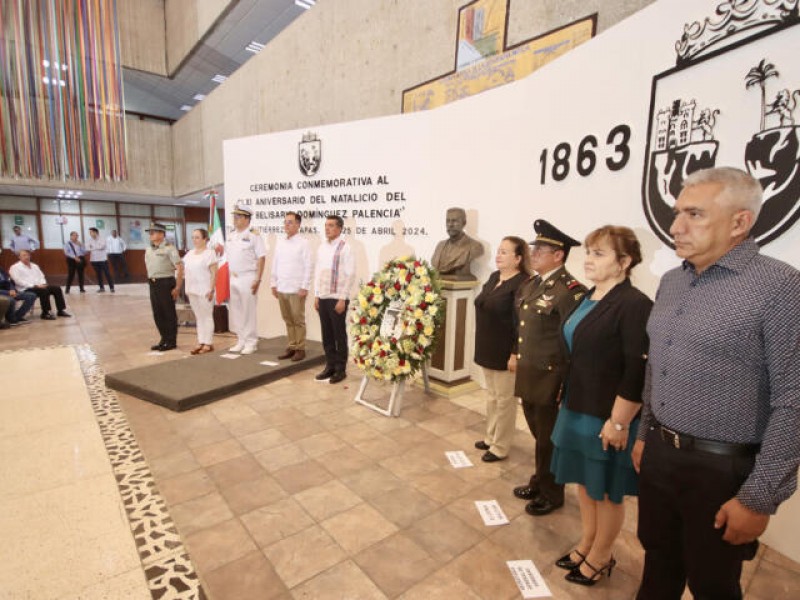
[[105, 337, 326, 411]]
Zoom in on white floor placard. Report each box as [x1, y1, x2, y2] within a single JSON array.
[[445, 451, 473, 468], [220, 353, 241, 359], [474, 500, 509, 526], [506, 560, 552, 598], [259, 360, 279, 366]]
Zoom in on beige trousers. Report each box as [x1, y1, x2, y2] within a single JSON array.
[[277, 292, 307, 350], [482, 366, 518, 458]]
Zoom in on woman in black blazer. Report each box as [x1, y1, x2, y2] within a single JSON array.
[[473, 236, 531, 462], [550, 226, 652, 587]]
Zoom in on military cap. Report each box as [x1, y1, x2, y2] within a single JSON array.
[[530, 219, 581, 249], [145, 222, 168, 233], [232, 204, 252, 217]]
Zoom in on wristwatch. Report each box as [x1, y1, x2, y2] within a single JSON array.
[[609, 420, 627, 431]]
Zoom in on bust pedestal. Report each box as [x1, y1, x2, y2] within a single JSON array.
[[426, 279, 480, 397]]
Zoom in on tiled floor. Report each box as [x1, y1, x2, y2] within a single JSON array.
[[1, 286, 799, 599]]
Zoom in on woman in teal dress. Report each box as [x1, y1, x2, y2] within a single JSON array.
[[550, 225, 652, 587]]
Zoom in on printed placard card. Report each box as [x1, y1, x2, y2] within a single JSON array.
[[445, 451, 473, 468], [506, 560, 552, 598], [259, 360, 279, 366], [220, 353, 241, 359], [474, 500, 509, 526], [147, 351, 164, 356]]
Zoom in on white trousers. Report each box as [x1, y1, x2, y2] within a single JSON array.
[[229, 272, 258, 347], [482, 366, 518, 458], [188, 293, 214, 345]]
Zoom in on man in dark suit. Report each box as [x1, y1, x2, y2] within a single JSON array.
[[511, 220, 586, 516]]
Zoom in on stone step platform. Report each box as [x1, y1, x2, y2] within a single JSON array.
[[105, 337, 326, 411]]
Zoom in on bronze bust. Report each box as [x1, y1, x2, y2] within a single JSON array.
[[431, 208, 484, 280]]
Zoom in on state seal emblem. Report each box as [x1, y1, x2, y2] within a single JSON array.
[[298, 131, 322, 177], [642, 0, 800, 247]]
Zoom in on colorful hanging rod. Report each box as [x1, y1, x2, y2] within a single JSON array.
[[0, 0, 127, 181]]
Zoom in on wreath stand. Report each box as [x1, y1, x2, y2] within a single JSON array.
[[354, 363, 430, 417]]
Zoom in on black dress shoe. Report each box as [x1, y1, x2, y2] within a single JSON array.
[[513, 485, 539, 500], [556, 550, 586, 571], [329, 371, 347, 384], [277, 348, 295, 360], [151, 342, 165, 351], [481, 451, 506, 463], [41, 312, 56, 320], [56, 310, 71, 318], [315, 368, 335, 381], [158, 342, 177, 351], [474, 440, 490, 451], [525, 496, 564, 516]]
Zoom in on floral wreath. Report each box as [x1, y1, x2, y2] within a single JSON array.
[[350, 256, 444, 382]]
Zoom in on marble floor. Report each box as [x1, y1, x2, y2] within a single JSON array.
[[1, 287, 798, 599]]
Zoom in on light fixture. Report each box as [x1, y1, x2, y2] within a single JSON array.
[[193, 93, 206, 101], [211, 74, 227, 84], [180, 105, 192, 111], [295, 0, 312, 9], [245, 41, 265, 54]]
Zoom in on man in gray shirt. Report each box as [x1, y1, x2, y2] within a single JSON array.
[[9, 225, 39, 254], [633, 167, 800, 599]]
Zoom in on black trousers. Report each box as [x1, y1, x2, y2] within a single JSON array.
[[521, 399, 564, 504], [65, 257, 85, 291], [91, 260, 114, 290], [30, 285, 66, 314], [637, 426, 758, 600], [149, 277, 178, 344], [108, 253, 128, 278], [318, 298, 349, 372]]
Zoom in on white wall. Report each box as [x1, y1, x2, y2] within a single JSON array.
[[225, 0, 800, 560]]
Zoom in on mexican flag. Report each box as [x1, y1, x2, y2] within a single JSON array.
[[207, 191, 229, 304]]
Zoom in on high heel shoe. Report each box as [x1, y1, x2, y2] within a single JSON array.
[[565, 557, 616, 586], [555, 549, 586, 571]]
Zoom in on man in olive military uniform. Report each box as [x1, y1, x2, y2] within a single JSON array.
[[511, 219, 586, 516], [145, 223, 183, 351]]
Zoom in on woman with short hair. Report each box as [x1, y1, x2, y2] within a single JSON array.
[[183, 228, 218, 354], [551, 225, 652, 586]]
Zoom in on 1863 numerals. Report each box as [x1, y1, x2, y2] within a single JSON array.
[[538, 124, 631, 185]]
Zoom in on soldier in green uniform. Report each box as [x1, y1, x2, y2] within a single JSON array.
[[144, 223, 183, 351], [511, 219, 586, 516]]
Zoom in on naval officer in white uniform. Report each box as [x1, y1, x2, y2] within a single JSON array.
[[226, 204, 266, 354]]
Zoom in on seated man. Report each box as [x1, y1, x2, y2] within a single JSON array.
[[0, 261, 36, 324], [9, 250, 71, 320], [0, 295, 10, 329]]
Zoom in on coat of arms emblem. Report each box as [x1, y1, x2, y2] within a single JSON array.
[[642, 0, 800, 247], [298, 131, 322, 177]]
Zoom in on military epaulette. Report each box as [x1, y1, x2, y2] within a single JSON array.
[[566, 278, 583, 291]]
